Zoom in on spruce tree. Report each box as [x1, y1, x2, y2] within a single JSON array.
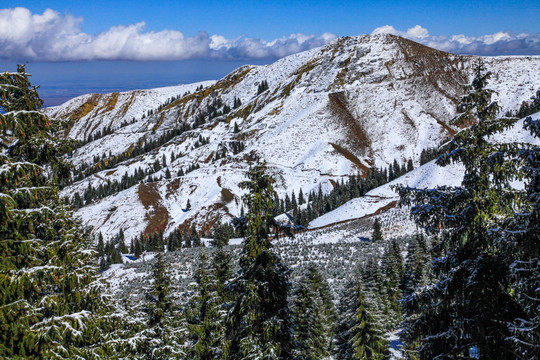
[[372, 218, 383, 242], [227, 162, 293, 360], [505, 92, 540, 358], [0, 65, 118, 359], [397, 60, 525, 359], [142, 253, 185, 359], [211, 247, 233, 302], [361, 259, 392, 331], [185, 250, 227, 360], [292, 280, 329, 360], [336, 277, 389, 360], [305, 264, 338, 344], [291, 265, 336, 359], [211, 221, 232, 248], [401, 234, 428, 296], [382, 240, 404, 325]]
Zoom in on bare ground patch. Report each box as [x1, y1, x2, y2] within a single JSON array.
[[138, 183, 169, 236]]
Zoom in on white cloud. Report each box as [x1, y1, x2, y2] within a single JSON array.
[[372, 24, 540, 56], [0, 7, 336, 61], [1, 8, 538, 62]]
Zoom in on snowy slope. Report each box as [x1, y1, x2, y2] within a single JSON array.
[[308, 111, 540, 231], [308, 161, 465, 229], [46, 34, 540, 243]]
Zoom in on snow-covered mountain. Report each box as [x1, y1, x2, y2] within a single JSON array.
[[45, 34, 540, 243]]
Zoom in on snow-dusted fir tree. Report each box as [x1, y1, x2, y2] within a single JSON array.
[[0, 65, 117, 358], [304, 264, 338, 345], [382, 239, 404, 325], [291, 266, 336, 359], [361, 258, 392, 331], [397, 60, 526, 359], [372, 218, 383, 242], [141, 253, 185, 359], [401, 234, 429, 296], [505, 91, 540, 358], [227, 162, 293, 360], [335, 276, 389, 360], [185, 249, 227, 360]]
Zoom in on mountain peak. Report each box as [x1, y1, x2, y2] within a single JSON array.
[[45, 35, 540, 243]]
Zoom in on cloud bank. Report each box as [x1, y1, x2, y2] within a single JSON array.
[[1, 7, 538, 62], [372, 25, 540, 56], [0, 7, 336, 61]]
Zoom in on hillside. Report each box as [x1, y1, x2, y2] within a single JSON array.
[[45, 34, 540, 244]]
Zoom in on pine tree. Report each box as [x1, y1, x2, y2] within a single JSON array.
[[212, 222, 231, 247], [292, 280, 329, 360], [397, 60, 525, 359], [291, 265, 336, 359], [382, 240, 404, 325], [142, 253, 185, 359], [0, 65, 119, 359], [336, 277, 389, 360], [227, 162, 294, 360], [185, 250, 227, 360], [505, 91, 540, 358], [372, 218, 383, 242]]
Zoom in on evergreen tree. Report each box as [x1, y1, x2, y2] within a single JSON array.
[[291, 265, 336, 359], [0, 65, 118, 359], [97, 232, 105, 257], [185, 250, 227, 360], [291, 280, 329, 360], [361, 259, 392, 331], [142, 253, 185, 359], [227, 162, 294, 360], [505, 91, 540, 358], [372, 218, 383, 242], [298, 188, 305, 205], [406, 159, 414, 172], [211, 247, 233, 302], [382, 240, 404, 325], [336, 277, 389, 360], [192, 231, 202, 247], [401, 234, 428, 296], [161, 153, 167, 168], [212, 222, 231, 247], [184, 230, 192, 248], [397, 60, 525, 359]]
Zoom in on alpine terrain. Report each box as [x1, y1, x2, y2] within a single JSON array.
[[3, 33, 538, 359]]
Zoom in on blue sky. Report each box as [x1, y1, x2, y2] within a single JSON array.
[[1, 1, 539, 105], [7, 0, 540, 39]]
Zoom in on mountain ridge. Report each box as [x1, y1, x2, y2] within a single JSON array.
[[45, 34, 540, 243]]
